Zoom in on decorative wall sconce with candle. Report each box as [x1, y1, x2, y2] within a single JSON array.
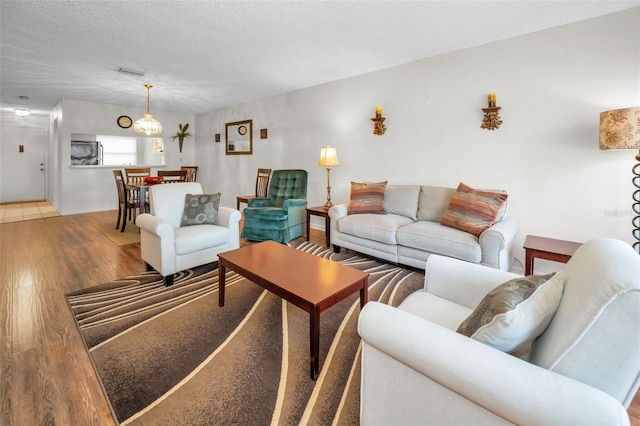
[[371, 106, 387, 135], [481, 93, 503, 131]]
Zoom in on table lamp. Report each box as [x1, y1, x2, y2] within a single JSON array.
[[599, 107, 640, 253], [318, 145, 340, 208]]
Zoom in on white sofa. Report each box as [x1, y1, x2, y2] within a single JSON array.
[[329, 184, 518, 271], [137, 182, 241, 285], [358, 238, 640, 425]]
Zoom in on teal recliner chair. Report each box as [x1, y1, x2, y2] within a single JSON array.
[[241, 169, 308, 243]]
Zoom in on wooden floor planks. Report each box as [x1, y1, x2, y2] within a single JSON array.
[[0, 209, 638, 425]]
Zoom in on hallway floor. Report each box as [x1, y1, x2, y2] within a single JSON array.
[[0, 200, 60, 223]]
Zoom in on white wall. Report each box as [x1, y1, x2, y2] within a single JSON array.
[[50, 99, 195, 215], [194, 8, 640, 265]]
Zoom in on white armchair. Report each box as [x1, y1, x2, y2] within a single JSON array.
[[136, 182, 241, 285], [358, 238, 640, 425]]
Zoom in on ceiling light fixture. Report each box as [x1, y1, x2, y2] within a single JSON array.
[[133, 84, 162, 135], [14, 108, 31, 117], [116, 67, 145, 77]]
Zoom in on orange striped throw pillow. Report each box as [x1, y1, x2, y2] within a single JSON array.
[[348, 181, 387, 215], [441, 182, 507, 237]]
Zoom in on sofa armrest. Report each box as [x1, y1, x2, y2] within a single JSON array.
[[480, 217, 519, 271], [283, 198, 307, 209], [424, 254, 519, 308], [358, 302, 629, 426], [218, 206, 242, 250], [136, 213, 174, 240], [328, 203, 349, 221], [246, 197, 271, 207]]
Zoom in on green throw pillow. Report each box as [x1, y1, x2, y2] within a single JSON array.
[[181, 193, 221, 226], [457, 273, 560, 353]]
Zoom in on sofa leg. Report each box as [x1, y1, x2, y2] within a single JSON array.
[[164, 274, 174, 287], [333, 245, 341, 254], [145, 262, 154, 272]]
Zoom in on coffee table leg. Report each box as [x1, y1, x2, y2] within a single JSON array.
[[360, 277, 368, 308], [310, 308, 320, 380], [219, 262, 226, 307]]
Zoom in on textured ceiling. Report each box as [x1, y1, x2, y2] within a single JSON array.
[[1, 1, 638, 116]]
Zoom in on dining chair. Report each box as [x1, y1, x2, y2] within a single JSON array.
[[158, 169, 188, 183], [181, 166, 198, 182], [124, 167, 151, 184], [236, 168, 272, 209], [112, 169, 141, 232]]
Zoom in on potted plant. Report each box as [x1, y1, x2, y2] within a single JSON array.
[[171, 123, 192, 153]]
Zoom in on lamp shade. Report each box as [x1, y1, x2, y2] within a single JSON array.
[[318, 145, 339, 167], [599, 107, 640, 151]]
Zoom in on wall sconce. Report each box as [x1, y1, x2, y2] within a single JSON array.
[[371, 106, 387, 135], [481, 93, 503, 131]]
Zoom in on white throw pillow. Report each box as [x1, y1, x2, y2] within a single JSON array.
[[457, 273, 563, 353]]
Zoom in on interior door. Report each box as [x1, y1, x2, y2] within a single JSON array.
[[0, 126, 46, 202]]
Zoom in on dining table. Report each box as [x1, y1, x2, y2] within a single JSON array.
[[125, 179, 159, 214]]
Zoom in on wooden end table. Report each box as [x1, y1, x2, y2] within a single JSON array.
[[217, 241, 369, 380], [523, 235, 581, 275], [306, 206, 331, 247]]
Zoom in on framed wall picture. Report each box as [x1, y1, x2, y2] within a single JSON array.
[[226, 119, 252, 155]]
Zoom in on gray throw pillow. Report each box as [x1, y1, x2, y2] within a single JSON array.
[[181, 193, 221, 226], [457, 273, 559, 353]]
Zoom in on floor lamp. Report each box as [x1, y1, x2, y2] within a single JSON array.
[[318, 145, 339, 208], [599, 107, 640, 253]]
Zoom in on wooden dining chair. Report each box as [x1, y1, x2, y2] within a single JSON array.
[[124, 167, 151, 206], [236, 168, 272, 209], [181, 166, 198, 182], [112, 169, 141, 232], [158, 169, 188, 183], [124, 167, 151, 184]]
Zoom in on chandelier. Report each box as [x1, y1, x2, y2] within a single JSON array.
[[134, 84, 162, 135]]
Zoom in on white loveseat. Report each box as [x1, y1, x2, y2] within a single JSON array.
[[329, 184, 518, 271], [358, 238, 640, 425], [137, 183, 241, 285]]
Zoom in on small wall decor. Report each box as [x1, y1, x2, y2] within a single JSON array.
[[226, 119, 253, 155], [260, 128, 268, 139], [481, 93, 503, 131], [19, 145, 24, 153], [215, 133, 220, 143], [371, 106, 386, 135]]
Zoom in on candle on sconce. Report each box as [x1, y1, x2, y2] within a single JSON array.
[[488, 94, 496, 108], [375, 106, 382, 117]]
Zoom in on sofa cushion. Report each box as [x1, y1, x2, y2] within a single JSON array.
[[441, 182, 508, 237], [338, 213, 413, 245], [397, 221, 481, 263], [417, 186, 456, 222], [457, 273, 561, 353], [181, 193, 221, 226], [174, 224, 230, 255], [348, 181, 387, 215], [384, 185, 420, 220]]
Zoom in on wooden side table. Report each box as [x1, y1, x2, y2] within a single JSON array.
[[523, 235, 581, 275], [306, 206, 330, 247]]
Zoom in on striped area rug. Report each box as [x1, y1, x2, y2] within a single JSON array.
[[65, 240, 424, 425]]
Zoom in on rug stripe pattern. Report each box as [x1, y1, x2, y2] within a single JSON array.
[[66, 240, 424, 425]]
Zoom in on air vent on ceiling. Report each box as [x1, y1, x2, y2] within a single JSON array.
[[116, 67, 146, 77]]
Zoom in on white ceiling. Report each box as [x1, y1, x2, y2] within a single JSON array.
[[1, 1, 638, 116]]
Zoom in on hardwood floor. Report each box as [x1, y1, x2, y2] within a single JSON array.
[[1, 210, 638, 425]]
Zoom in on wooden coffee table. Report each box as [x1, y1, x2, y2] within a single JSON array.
[[217, 240, 369, 380]]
